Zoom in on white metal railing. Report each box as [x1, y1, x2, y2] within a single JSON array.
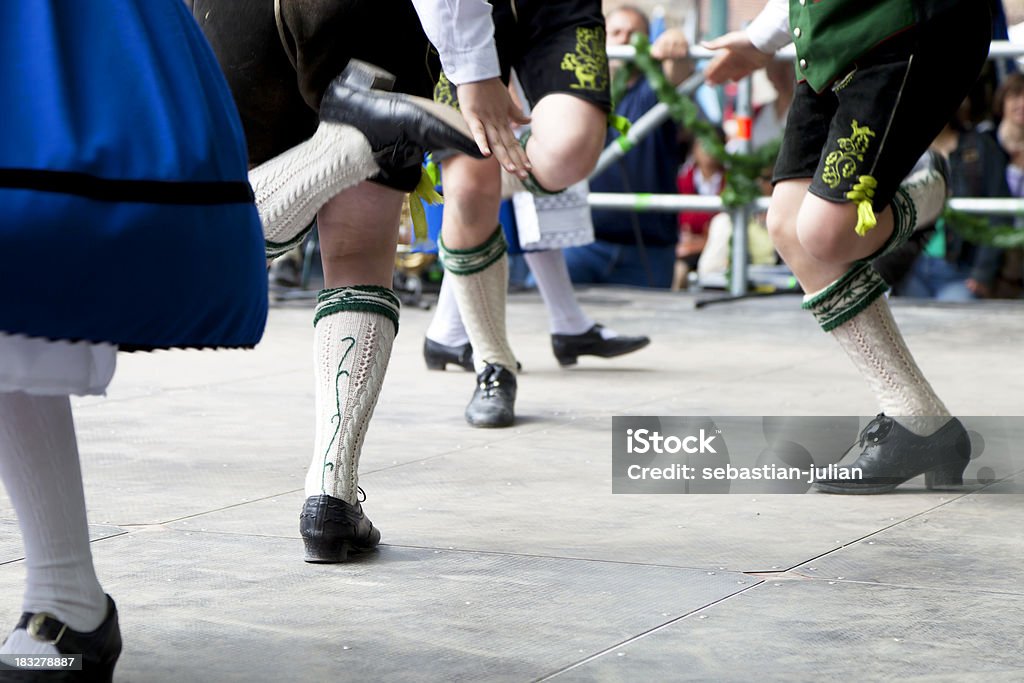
[[588, 195, 1024, 216], [606, 40, 1024, 62]]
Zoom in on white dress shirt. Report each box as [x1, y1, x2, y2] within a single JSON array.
[[410, 0, 501, 85], [746, 0, 792, 54]]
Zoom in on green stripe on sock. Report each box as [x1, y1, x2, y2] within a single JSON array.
[[265, 231, 308, 260], [439, 226, 507, 275], [314, 285, 400, 333], [517, 130, 564, 196], [803, 263, 889, 332], [875, 187, 917, 259]]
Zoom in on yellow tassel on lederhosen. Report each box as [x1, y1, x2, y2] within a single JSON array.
[[847, 175, 878, 236]]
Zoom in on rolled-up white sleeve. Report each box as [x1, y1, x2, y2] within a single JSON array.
[[410, 0, 501, 85], [745, 0, 791, 54]]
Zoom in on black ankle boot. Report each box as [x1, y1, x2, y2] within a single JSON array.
[[319, 62, 482, 168], [300, 492, 381, 563], [465, 363, 516, 428], [2, 595, 121, 682], [423, 338, 474, 372], [813, 414, 971, 494], [551, 324, 650, 367]]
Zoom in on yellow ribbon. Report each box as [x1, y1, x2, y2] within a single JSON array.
[[608, 113, 633, 153], [846, 175, 878, 237], [408, 168, 444, 242]]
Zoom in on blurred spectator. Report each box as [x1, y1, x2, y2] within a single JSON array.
[[992, 72, 1024, 297], [674, 128, 726, 287], [997, 72, 1024, 190], [751, 59, 794, 151], [877, 101, 1009, 300], [695, 165, 778, 283], [564, 5, 692, 288]]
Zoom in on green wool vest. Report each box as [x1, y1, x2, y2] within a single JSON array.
[[790, 0, 967, 92]]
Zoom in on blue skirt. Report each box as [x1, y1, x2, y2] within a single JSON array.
[[0, 0, 266, 350]]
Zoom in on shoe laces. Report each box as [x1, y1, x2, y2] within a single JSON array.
[[857, 413, 894, 447], [477, 364, 508, 397], [357, 487, 367, 503]]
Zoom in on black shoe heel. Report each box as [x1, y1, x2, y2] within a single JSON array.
[[425, 356, 449, 371], [554, 352, 578, 367], [94, 656, 118, 683], [925, 461, 966, 489], [423, 338, 474, 372], [303, 537, 351, 563], [336, 59, 396, 92], [299, 493, 380, 563]]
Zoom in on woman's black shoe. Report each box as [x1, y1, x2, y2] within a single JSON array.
[[300, 492, 381, 563], [423, 338, 475, 372], [1, 595, 121, 682], [813, 414, 971, 494], [551, 324, 650, 367]]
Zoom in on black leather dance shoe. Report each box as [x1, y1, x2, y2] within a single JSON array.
[[812, 414, 971, 494], [465, 363, 517, 428], [551, 324, 650, 367], [423, 338, 475, 372], [1, 595, 121, 682], [300, 492, 381, 563], [319, 61, 482, 169]]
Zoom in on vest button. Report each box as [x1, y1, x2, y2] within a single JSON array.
[[799, 58, 808, 70], [794, 27, 802, 38]]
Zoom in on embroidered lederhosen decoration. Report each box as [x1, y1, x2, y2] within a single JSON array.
[[433, 71, 459, 110], [560, 26, 609, 93], [821, 119, 880, 236]]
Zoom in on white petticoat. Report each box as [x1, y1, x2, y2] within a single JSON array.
[[0, 332, 116, 396]]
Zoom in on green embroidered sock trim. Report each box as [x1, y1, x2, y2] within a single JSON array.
[[802, 261, 869, 310], [438, 226, 507, 275], [521, 173, 565, 196], [874, 187, 917, 259], [313, 285, 400, 333], [265, 222, 315, 260], [517, 130, 564, 196], [802, 262, 889, 333]]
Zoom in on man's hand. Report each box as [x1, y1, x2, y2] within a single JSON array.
[[456, 77, 532, 177], [702, 30, 773, 85], [650, 28, 694, 87]]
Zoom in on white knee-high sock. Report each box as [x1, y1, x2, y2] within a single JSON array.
[[251, 122, 379, 259], [0, 393, 107, 655], [439, 228, 517, 374], [803, 264, 950, 436], [305, 287, 399, 504], [425, 275, 469, 347], [523, 250, 594, 336], [830, 298, 950, 435]]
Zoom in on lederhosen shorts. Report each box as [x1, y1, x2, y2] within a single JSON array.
[[773, 1, 992, 212], [189, 0, 440, 192], [433, 0, 612, 113]]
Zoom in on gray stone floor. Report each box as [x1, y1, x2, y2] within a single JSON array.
[[1, 288, 1022, 682]]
